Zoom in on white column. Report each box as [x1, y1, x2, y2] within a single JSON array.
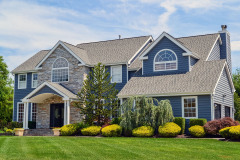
[[66, 100, 70, 125], [23, 102, 29, 129], [64, 100, 67, 125]]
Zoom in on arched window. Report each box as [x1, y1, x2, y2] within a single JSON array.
[[154, 49, 177, 71], [52, 57, 69, 82]]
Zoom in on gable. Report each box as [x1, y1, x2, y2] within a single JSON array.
[[30, 85, 62, 99], [207, 39, 221, 61]]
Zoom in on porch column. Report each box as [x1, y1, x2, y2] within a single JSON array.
[[23, 102, 29, 129], [64, 100, 70, 125]]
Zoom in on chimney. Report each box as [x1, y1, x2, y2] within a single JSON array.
[[119, 35, 121, 39], [221, 25, 227, 31]]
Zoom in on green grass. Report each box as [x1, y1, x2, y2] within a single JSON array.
[[0, 136, 240, 160]]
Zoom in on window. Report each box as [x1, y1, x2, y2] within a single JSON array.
[[32, 103, 37, 122], [18, 103, 24, 122], [18, 74, 27, 89], [111, 65, 122, 83], [154, 49, 177, 71], [52, 57, 69, 82], [225, 106, 231, 118], [182, 96, 198, 118], [214, 103, 221, 119], [32, 73, 38, 88]]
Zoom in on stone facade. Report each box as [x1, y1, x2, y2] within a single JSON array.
[[38, 45, 89, 94]]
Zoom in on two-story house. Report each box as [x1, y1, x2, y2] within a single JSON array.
[[12, 25, 234, 129]]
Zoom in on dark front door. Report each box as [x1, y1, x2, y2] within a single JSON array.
[[214, 103, 221, 119], [50, 103, 64, 128]]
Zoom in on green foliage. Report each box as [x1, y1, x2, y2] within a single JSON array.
[[132, 126, 154, 137], [189, 125, 206, 138], [158, 122, 181, 137], [75, 63, 119, 126], [81, 126, 101, 136], [28, 121, 36, 129], [229, 125, 240, 140], [0, 120, 22, 130], [219, 127, 232, 139], [189, 119, 207, 127], [61, 123, 88, 136], [0, 56, 13, 122], [233, 68, 240, 121], [120, 96, 174, 136], [110, 117, 122, 125], [101, 124, 122, 137], [173, 117, 185, 134]]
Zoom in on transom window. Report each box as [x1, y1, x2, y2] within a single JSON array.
[[32, 103, 37, 122], [52, 58, 69, 82], [111, 65, 122, 83], [18, 103, 24, 122], [32, 73, 38, 88], [182, 97, 198, 118], [18, 74, 27, 89], [154, 49, 177, 71]]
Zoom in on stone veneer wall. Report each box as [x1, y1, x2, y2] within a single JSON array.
[[38, 45, 89, 94]]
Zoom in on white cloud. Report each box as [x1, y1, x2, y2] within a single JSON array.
[[232, 41, 240, 51]]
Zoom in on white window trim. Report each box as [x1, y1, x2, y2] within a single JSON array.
[[18, 74, 27, 89], [51, 57, 69, 83], [111, 65, 122, 83], [32, 73, 38, 88], [153, 49, 178, 72], [17, 102, 24, 122], [31, 103, 37, 121], [182, 96, 198, 119]]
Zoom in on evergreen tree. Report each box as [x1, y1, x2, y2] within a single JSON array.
[[75, 63, 118, 126], [0, 56, 13, 122], [233, 68, 240, 121]]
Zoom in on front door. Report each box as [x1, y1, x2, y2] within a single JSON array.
[[50, 103, 64, 128]]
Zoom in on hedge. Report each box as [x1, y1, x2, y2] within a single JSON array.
[[189, 119, 207, 127], [173, 117, 185, 134]]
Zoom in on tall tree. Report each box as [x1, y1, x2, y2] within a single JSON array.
[[75, 63, 119, 126], [0, 56, 13, 122], [233, 68, 240, 121]]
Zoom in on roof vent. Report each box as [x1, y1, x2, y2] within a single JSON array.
[[221, 25, 227, 31], [119, 35, 121, 39]]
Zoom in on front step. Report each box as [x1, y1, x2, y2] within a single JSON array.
[[24, 129, 54, 136]]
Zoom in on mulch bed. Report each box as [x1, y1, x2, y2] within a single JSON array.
[[0, 133, 13, 136]]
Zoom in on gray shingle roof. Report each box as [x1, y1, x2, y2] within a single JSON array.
[[12, 50, 49, 73], [76, 36, 152, 65], [118, 60, 226, 97], [177, 33, 220, 60]]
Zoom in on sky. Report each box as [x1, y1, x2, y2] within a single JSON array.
[[1, 0, 240, 73]]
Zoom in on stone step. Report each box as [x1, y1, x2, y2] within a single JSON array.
[[24, 129, 54, 136]]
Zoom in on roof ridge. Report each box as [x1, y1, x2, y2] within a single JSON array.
[[176, 33, 219, 39], [77, 35, 152, 46], [61, 41, 86, 50]]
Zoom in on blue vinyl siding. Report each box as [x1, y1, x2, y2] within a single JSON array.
[[190, 57, 198, 67], [207, 40, 220, 61], [220, 32, 232, 73], [13, 73, 35, 121], [213, 68, 234, 117], [128, 70, 136, 80], [142, 37, 189, 76]]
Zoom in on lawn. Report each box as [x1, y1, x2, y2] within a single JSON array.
[[0, 137, 240, 160]]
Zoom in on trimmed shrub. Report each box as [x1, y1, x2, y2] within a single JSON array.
[[173, 117, 185, 134], [204, 117, 239, 135], [189, 119, 207, 127], [6, 129, 13, 133], [28, 121, 36, 129], [132, 126, 154, 137], [189, 125, 205, 137], [110, 117, 122, 125], [81, 126, 101, 136], [158, 122, 181, 137], [61, 122, 88, 136], [101, 124, 122, 137], [219, 127, 231, 139], [229, 125, 240, 140]]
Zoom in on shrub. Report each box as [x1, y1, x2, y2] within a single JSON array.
[[28, 121, 36, 129], [229, 125, 240, 140], [204, 117, 239, 135], [6, 129, 13, 133], [132, 126, 154, 137], [173, 117, 185, 134], [61, 122, 89, 136], [101, 124, 122, 137], [110, 117, 122, 125], [219, 127, 231, 139], [158, 122, 181, 137], [189, 119, 207, 127], [189, 125, 205, 137], [81, 126, 101, 136]]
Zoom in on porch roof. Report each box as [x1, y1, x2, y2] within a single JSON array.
[[22, 82, 77, 103]]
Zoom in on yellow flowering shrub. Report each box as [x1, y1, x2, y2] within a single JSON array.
[[189, 125, 205, 138], [81, 126, 101, 136], [101, 124, 122, 137], [219, 127, 231, 139], [61, 123, 88, 136], [6, 129, 13, 133], [132, 126, 154, 137], [229, 125, 240, 140], [158, 122, 181, 137]]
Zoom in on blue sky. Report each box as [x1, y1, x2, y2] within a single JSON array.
[[1, 0, 240, 73]]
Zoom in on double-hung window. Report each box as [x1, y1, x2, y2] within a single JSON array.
[[17, 103, 24, 122], [182, 96, 198, 118], [32, 73, 38, 88], [18, 74, 27, 89], [111, 65, 122, 83]]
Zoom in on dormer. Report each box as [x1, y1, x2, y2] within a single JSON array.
[[139, 32, 199, 76]]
